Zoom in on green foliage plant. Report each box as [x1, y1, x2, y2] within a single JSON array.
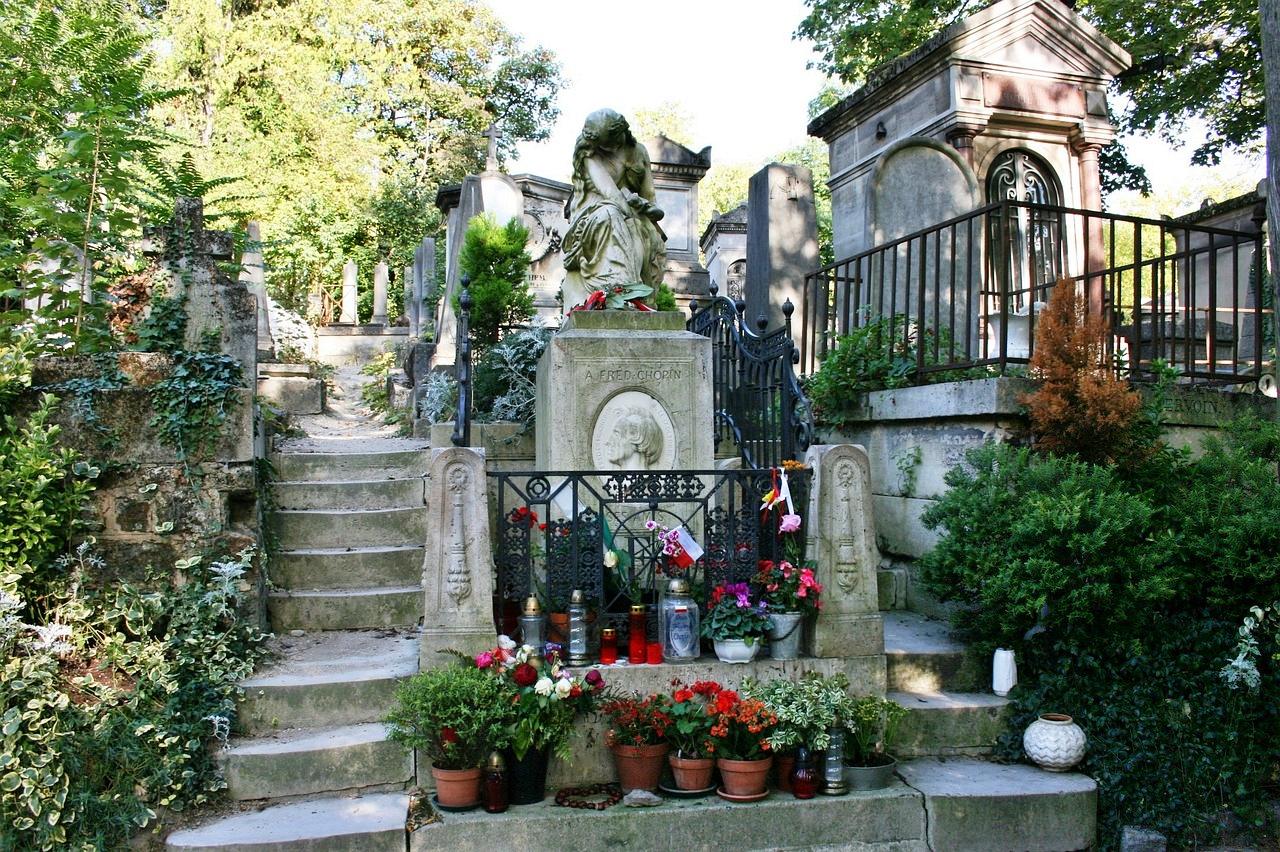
[[385, 663, 517, 770], [743, 672, 856, 752], [148, 351, 244, 462], [471, 325, 551, 425], [456, 215, 534, 348], [918, 415, 1280, 847], [843, 695, 906, 766]]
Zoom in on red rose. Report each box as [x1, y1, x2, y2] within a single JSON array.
[[513, 663, 538, 687], [570, 684, 582, 698], [585, 669, 604, 689], [440, 726, 458, 745]]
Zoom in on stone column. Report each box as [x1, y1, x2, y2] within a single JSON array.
[[371, 261, 389, 325], [403, 264, 417, 336], [746, 163, 819, 330], [239, 221, 274, 360], [339, 259, 358, 324], [1072, 134, 1106, 315], [803, 444, 883, 664], [417, 237, 435, 337], [420, 446, 497, 665], [945, 123, 984, 169]]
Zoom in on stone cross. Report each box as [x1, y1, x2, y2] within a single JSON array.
[[482, 122, 502, 171]]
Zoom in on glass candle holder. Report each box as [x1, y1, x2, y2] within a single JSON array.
[[790, 746, 818, 799], [518, 595, 545, 650], [482, 751, 508, 813], [567, 590, 589, 666], [821, 727, 848, 795], [628, 604, 646, 664], [600, 628, 618, 665], [659, 577, 699, 663], [646, 641, 663, 665]]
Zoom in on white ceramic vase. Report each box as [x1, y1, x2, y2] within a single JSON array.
[[992, 648, 1017, 696], [1023, 713, 1086, 772], [713, 638, 760, 664]]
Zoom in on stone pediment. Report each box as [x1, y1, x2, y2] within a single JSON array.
[[643, 134, 712, 176], [809, 0, 1130, 139]]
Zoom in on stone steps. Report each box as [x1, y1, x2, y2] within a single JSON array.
[[267, 586, 422, 631], [884, 610, 986, 693], [271, 506, 428, 550], [237, 630, 419, 735], [272, 445, 429, 482], [219, 722, 412, 802], [165, 792, 409, 852], [272, 477, 425, 511], [269, 544, 423, 590], [889, 690, 1011, 757]]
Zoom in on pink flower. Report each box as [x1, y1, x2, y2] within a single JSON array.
[[475, 651, 494, 669], [797, 586, 808, 598], [766, 583, 778, 593], [779, 514, 801, 533]]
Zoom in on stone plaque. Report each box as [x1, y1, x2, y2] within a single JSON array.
[[590, 390, 677, 471]]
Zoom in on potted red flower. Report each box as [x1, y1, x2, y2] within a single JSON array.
[[709, 689, 778, 799], [666, 680, 722, 790], [599, 692, 673, 792], [753, 558, 822, 661]]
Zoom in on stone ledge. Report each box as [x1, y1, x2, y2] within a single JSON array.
[[316, 325, 410, 336], [560, 310, 688, 332]]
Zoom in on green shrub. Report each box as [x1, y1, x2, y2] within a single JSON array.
[[471, 326, 551, 425], [457, 214, 534, 348], [385, 663, 516, 769], [919, 420, 1280, 848]]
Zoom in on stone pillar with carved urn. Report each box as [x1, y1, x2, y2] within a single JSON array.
[[420, 446, 497, 667], [803, 444, 884, 670]]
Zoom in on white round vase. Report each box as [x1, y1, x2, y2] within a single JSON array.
[[713, 638, 760, 664], [1022, 713, 1086, 772]]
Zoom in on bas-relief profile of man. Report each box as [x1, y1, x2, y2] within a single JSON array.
[[604, 407, 664, 470], [562, 109, 667, 309]]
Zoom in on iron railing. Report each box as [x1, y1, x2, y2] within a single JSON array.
[[799, 200, 1271, 386], [451, 276, 472, 447], [688, 285, 815, 469], [490, 467, 810, 641]]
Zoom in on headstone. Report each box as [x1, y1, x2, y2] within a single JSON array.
[[339, 260, 358, 324], [239, 222, 275, 360], [643, 135, 712, 304], [516, 174, 572, 320], [746, 163, 819, 330], [700, 203, 748, 301], [371, 261, 389, 325], [141, 197, 256, 383], [534, 311, 713, 471], [403, 264, 416, 335], [803, 443, 882, 658], [432, 178, 482, 368], [420, 446, 499, 664], [416, 237, 435, 336]]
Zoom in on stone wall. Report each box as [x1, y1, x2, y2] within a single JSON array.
[[821, 378, 1276, 611]]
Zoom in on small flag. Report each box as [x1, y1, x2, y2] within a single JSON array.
[[669, 525, 703, 569]]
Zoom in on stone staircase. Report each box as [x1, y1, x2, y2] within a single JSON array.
[[167, 437, 429, 852]]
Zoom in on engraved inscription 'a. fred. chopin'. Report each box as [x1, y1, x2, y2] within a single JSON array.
[[591, 390, 677, 471], [583, 366, 684, 383]]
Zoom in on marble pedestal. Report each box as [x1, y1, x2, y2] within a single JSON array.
[[534, 311, 713, 471]]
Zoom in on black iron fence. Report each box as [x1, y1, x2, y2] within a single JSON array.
[[688, 286, 815, 468], [491, 467, 810, 641], [799, 200, 1271, 386]]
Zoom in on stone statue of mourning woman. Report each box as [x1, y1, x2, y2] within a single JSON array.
[[561, 109, 667, 311]]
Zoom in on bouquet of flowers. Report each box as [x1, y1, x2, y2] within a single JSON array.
[[473, 635, 605, 759], [753, 559, 822, 616], [667, 680, 723, 759], [699, 582, 772, 643], [599, 692, 673, 747], [708, 688, 778, 761]]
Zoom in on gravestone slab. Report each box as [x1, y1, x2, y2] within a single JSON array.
[[534, 311, 712, 472], [746, 163, 819, 330]]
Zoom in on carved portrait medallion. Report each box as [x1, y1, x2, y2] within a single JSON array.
[[591, 390, 677, 471]]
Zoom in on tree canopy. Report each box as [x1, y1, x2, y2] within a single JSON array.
[[796, 0, 1264, 187], [143, 0, 562, 312]]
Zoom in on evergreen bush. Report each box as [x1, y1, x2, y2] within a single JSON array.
[[456, 215, 534, 348]]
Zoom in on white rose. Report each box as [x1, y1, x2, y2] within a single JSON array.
[[534, 677, 554, 696], [603, 549, 618, 569], [497, 635, 517, 651], [555, 679, 572, 699]]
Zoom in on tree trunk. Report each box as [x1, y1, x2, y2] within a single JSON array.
[[1265, 0, 1280, 423]]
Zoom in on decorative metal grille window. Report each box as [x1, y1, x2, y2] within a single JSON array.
[[986, 149, 1066, 309]]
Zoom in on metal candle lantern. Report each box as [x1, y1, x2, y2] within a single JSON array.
[[659, 577, 700, 663], [567, 589, 589, 666], [821, 727, 848, 795], [519, 595, 546, 650]]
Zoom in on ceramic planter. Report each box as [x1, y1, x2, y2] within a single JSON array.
[[713, 638, 760, 664], [506, 747, 549, 804], [843, 755, 897, 791], [767, 612, 804, 661], [773, 752, 795, 793], [610, 742, 669, 792], [669, 753, 715, 791], [717, 756, 772, 797], [432, 766, 482, 808], [1023, 713, 1086, 772]]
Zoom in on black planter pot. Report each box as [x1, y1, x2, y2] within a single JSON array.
[[506, 747, 550, 805]]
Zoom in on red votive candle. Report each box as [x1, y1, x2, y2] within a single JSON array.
[[628, 605, 647, 664], [646, 641, 663, 665], [600, 628, 618, 665]]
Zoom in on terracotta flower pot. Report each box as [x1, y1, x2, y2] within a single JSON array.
[[669, 753, 715, 790], [432, 766, 482, 808], [610, 742, 669, 792], [717, 756, 772, 797], [548, 612, 569, 646]]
